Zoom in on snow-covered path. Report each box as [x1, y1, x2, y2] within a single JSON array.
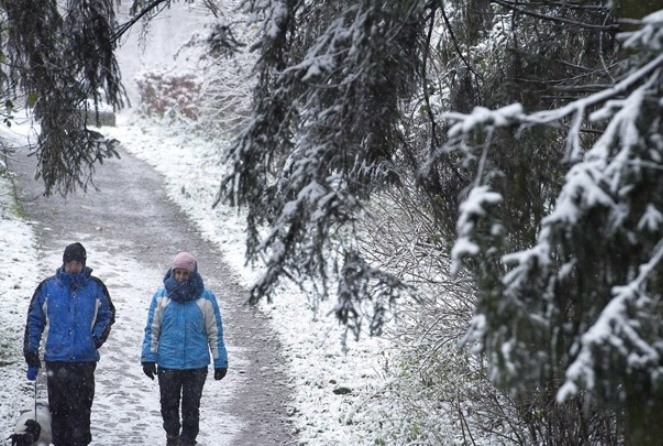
[[4, 117, 294, 445], [89, 254, 178, 444]]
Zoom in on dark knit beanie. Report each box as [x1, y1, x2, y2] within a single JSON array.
[[63, 242, 87, 265]]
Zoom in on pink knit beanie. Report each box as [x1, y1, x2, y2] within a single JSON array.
[[172, 252, 196, 272]]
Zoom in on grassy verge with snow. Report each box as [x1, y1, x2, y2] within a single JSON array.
[[0, 146, 41, 431]]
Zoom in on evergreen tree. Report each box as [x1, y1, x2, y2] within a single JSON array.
[[218, 0, 426, 337], [449, 7, 663, 446], [1, 0, 124, 195]]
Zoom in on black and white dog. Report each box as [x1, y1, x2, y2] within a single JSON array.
[[7, 402, 52, 446]]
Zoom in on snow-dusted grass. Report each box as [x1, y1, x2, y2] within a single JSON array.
[[0, 157, 41, 432], [0, 115, 43, 431]]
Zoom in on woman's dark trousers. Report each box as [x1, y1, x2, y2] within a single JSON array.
[[158, 367, 208, 444], [46, 361, 96, 446]]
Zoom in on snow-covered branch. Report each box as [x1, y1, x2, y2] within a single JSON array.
[[558, 238, 663, 402]]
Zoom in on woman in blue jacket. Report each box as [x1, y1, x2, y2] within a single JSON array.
[[23, 242, 115, 446], [141, 251, 228, 446]]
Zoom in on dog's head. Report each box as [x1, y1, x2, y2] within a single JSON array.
[[8, 419, 41, 446]]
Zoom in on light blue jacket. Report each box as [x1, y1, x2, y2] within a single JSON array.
[[24, 267, 115, 362], [141, 275, 228, 370]]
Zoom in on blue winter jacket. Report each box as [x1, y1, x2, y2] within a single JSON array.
[[24, 267, 115, 363], [141, 269, 228, 370]]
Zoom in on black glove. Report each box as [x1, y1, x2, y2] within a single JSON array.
[[142, 362, 157, 380], [214, 368, 227, 381], [25, 351, 40, 368], [93, 337, 102, 349]]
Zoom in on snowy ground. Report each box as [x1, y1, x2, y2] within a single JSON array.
[[0, 109, 394, 445]]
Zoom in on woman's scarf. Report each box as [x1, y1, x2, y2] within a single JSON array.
[[164, 269, 205, 302]]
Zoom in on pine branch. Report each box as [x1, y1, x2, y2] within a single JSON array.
[[490, 0, 619, 32]]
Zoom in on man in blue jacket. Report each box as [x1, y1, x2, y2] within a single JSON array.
[[23, 242, 115, 446], [141, 251, 228, 446]]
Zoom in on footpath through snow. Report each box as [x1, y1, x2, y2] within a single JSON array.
[[0, 111, 394, 446]]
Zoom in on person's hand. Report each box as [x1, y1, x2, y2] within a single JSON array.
[[93, 337, 102, 349], [25, 351, 40, 368], [142, 362, 157, 380], [27, 365, 39, 381], [214, 368, 227, 381]]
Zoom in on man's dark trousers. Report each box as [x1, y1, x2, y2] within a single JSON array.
[[46, 361, 96, 446]]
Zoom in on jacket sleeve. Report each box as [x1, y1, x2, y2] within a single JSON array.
[[141, 292, 161, 363], [91, 278, 115, 348], [205, 290, 228, 369], [23, 281, 47, 357]]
